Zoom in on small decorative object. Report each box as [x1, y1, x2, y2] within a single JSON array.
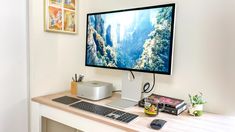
[[44, 0, 77, 34], [188, 92, 207, 116], [144, 96, 166, 116], [144, 97, 159, 116]]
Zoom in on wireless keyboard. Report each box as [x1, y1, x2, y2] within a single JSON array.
[[70, 101, 138, 123]]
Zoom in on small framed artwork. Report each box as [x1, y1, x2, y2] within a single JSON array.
[[44, 0, 77, 34]]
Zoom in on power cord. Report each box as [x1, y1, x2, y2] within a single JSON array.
[[129, 71, 156, 93], [130, 71, 135, 79], [142, 73, 155, 93]]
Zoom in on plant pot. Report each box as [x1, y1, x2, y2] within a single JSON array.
[[188, 104, 204, 116]]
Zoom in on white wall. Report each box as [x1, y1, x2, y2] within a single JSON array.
[[81, 0, 235, 114], [30, 0, 235, 117], [0, 0, 28, 132], [29, 0, 83, 98]]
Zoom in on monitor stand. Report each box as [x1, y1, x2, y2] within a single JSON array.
[[107, 72, 143, 109]]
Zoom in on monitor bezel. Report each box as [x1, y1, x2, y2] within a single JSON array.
[[85, 3, 176, 75]]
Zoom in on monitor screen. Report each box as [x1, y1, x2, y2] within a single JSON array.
[[86, 3, 175, 75]]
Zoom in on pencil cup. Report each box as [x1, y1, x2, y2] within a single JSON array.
[[70, 81, 78, 95]]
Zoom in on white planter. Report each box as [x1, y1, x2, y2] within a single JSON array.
[[189, 104, 204, 116]]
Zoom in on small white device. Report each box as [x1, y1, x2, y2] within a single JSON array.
[[77, 81, 113, 100]]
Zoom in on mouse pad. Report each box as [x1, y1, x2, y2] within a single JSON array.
[[52, 96, 81, 105]]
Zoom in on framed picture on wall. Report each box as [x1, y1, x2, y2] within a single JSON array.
[[44, 0, 77, 34]]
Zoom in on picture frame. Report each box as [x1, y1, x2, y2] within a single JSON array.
[[44, 0, 77, 34]]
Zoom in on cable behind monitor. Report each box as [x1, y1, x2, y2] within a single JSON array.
[[142, 73, 155, 93], [129, 71, 156, 94]]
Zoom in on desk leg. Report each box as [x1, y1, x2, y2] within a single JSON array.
[[31, 102, 42, 132]]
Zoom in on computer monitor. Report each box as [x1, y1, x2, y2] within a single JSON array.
[[85, 3, 175, 108], [86, 3, 175, 74]]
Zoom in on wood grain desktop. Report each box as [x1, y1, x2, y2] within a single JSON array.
[[32, 91, 235, 132]]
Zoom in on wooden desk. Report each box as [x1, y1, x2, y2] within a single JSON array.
[[32, 91, 235, 132]]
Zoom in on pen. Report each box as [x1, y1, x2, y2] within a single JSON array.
[[78, 74, 84, 82], [72, 77, 75, 82], [75, 74, 77, 82]]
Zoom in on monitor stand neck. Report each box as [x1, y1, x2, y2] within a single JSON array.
[[121, 72, 143, 102], [107, 72, 143, 109]]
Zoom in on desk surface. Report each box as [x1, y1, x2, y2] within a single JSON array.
[[32, 91, 235, 132]]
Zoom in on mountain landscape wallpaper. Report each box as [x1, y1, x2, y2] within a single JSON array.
[[86, 5, 174, 73]]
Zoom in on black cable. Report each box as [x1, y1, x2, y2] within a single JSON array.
[[128, 71, 155, 93], [142, 73, 155, 93], [130, 71, 135, 79]]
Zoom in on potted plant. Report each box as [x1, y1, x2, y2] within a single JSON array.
[[188, 92, 206, 116]]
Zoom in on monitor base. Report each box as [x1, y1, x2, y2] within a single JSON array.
[[107, 99, 137, 109]]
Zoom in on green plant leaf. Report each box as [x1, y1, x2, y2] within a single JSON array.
[[188, 92, 206, 105]]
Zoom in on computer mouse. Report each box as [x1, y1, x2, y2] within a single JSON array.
[[150, 119, 167, 130]]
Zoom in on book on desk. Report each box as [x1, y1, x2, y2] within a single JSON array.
[[139, 94, 187, 115]]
